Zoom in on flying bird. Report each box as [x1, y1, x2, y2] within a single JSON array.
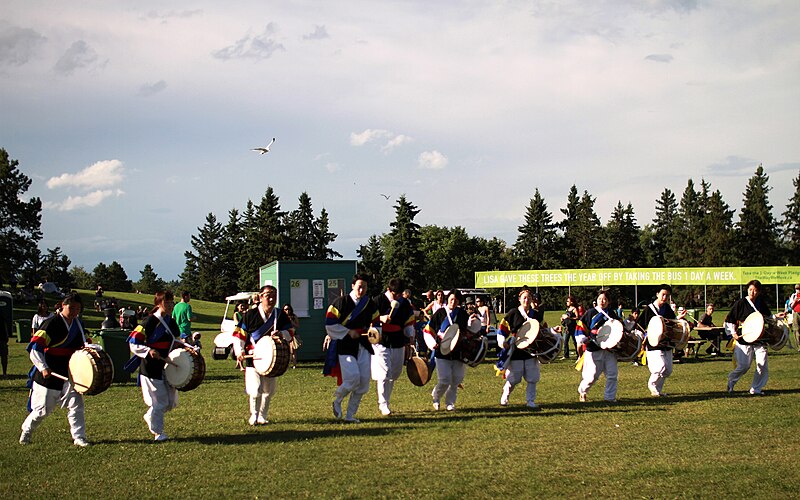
[[380, 193, 390, 200], [252, 137, 276, 154]]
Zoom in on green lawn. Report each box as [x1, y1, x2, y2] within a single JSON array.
[[1, 333, 798, 498]]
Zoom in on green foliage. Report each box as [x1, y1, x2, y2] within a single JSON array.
[[649, 188, 678, 267], [603, 202, 643, 268], [0, 148, 42, 286], [781, 171, 800, 264], [92, 261, 131, 292], [357, 234, 384, 297], [134, 264, 164, 294], [40, 247, 74, 289], [69, 266, 94, 290], [285, 192, 317, 260], [313, 208, 342, 260], [182, 213, 226, 301], [736, 165, 780, 265], [513, 188, 560, 270], [381, 195, 424, 291]]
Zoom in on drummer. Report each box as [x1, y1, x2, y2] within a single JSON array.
[[636, 284, 686, 397], [372, 278, 416, 416], [233, 285, 295, 425], [325, 274, 380, 423], [725, 279, 785, 395], [128, 290, 182, 441], [20, 292, 90, 447], [575, 289, 622, 403], [423, 289, 481, 411], [498, 287, 561, 409]]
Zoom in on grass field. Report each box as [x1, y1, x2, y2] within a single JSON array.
[[3, 290, 799, 498], [1, 333, 799, 498]]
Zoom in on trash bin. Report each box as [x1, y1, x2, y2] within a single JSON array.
[[16, 319, 31, 343], [96, 328, 132, 383]]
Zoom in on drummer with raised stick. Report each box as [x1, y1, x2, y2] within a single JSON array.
[[233, 285, 295, 425], [423, 289, 481, 411], [575, 289, 622, 403], [372, 278, 416, 416], [127, 290, 186, 441], [725, 279, 786, 395], [20, 292, 91, 447], [636, 284, 686, 397], [498, 287, 561, 409]]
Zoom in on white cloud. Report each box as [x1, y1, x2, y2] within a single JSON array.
[[54, 40, 105, 75], [137, 80, 167, 97], [350, 129, 391, 146], [0, 25, 46, 65], [50, 189, 125, 211], [418, 150, 448, 170], [303, 25, 329, 41], [325, 162, 340, 173], [47, 160, 125, 190], [213, 23, 285, 60], [381, 134, 414, 153]]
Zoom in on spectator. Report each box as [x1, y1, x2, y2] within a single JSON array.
[[560, 295, 579, 360], [0, 306, 8, 377], [171, 291, 195, 342], [422, 290, 445, 320], [283, 303, 301, 369], [788, 284, 800, 351], [31, 301, 53, 336]]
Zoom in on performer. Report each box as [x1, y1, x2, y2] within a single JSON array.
[[20, 292, 90, 447], [232, 285, 294, 425], [725, 280, 785, 395], [325, 274, 380, 423], [128, 290, 181, 442], [575, 289, 622, 403], [498, 287, 561, 409], [636, 284, 686, 397], [423, 289, 481, 411], [371, 278, 416, 416]]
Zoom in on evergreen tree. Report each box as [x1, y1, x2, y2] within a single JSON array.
[[381, 195, 424, 291], [237, 201, 261, 291], [513, 188, 559, 270], [219, 208, 243, 296], [357, 234, 384, 297], [285, 192, 316, 260], [181, 213, 226, 301], [0, 149, 42, 285], [781, 171, 800, 264], [257, 187, 287, 263], [92, 263, 112, 290], [558, 185, 581, 268], [106, 261, 132, 292], [136, 264, 164, 294], [603, 202, 643, 268], [69, 266, 94, 290], [648, 188, 678, 267], [574, 190, 603, 268], [703, 189, 736, 266], [313, 208, 342, 260], [669, 179, 704, 266], [40, 247, 74, 289], [736, 165, 780, 265]]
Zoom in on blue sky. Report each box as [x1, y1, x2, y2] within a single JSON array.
[[2, 1, 798, 281]]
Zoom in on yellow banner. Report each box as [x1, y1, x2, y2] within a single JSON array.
[[475, 266, 800, 288]]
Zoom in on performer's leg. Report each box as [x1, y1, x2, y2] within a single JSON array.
[[258, 376, 277, 423], [578, 351, 601, 397], [523, 358, 541, 407], [603, 353, 619, 401], [646, 350, 666, 396], [432, 359, 452, 407], [63, 386, 86, 442], [502, 360, 523, 404], [444, 361, 466, 408], [728, 343, 753, 391], [750, 345, 768, 394], [21, 382, 59, 437]]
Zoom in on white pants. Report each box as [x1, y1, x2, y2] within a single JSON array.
[[245, 367, 278, 397], [646, 350, 673, 396], [578, 350, 618, 401], [432, 358, 466, 407], [141, 375, 178, 436], [371, 344, 405, 407], [335, 346, 371, 419], [502, 357, 540, 406], [21, 381, 86, 441], [728, 343, 768, 393]]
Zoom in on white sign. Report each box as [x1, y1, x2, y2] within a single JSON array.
[[314, 298, 324, 310], [313, 279, 324, 298]]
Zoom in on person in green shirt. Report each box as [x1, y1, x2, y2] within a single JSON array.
[[172, 291, 195, 341]]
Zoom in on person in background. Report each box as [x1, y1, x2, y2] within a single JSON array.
[[422, 290, 445, 320], [0, 307, 8, 377], [31, 301, 53, 338], [172, 291, 195, 344], [283, 303, 301, 368], [787, 284, 800, 351], [696, 303, 720, 355], [560, 295, 579, 360], [475, 296, 492, 334]]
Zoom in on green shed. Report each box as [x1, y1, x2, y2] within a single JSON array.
[[258, 260, 357, 361]]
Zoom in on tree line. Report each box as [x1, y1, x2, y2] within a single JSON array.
[[2, 146, 799, 310]]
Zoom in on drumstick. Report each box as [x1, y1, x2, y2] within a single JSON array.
[[48, 372, 90, 390]]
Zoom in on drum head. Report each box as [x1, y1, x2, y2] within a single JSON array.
[[647, 316, 665, 347], [597, 320, 623, 350], [214, 332, 235, 348], [165, 349, 193, 387], [440, 324, 460, 355], [367, 327, 382, 345], [253, 337, 277, 375], [68, 350, 94, 394], [407, 356, 429, 386], [515, 319, 540, 349], [741, 312, 764, 343]]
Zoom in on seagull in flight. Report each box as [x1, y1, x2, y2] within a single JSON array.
[[252, 137, 276, 155], [380, 193, 390, 200]]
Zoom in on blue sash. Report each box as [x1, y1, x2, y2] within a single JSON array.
[[250, 308, 277, 345], [343, 295, 370, 328], [438, 307, 459, 334]]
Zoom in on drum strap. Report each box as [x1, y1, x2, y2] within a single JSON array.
[[155, 314, 177, 351], [438, 308, 457, 335], [342, 295, 369, 328], [745, 298, 759, 315]]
